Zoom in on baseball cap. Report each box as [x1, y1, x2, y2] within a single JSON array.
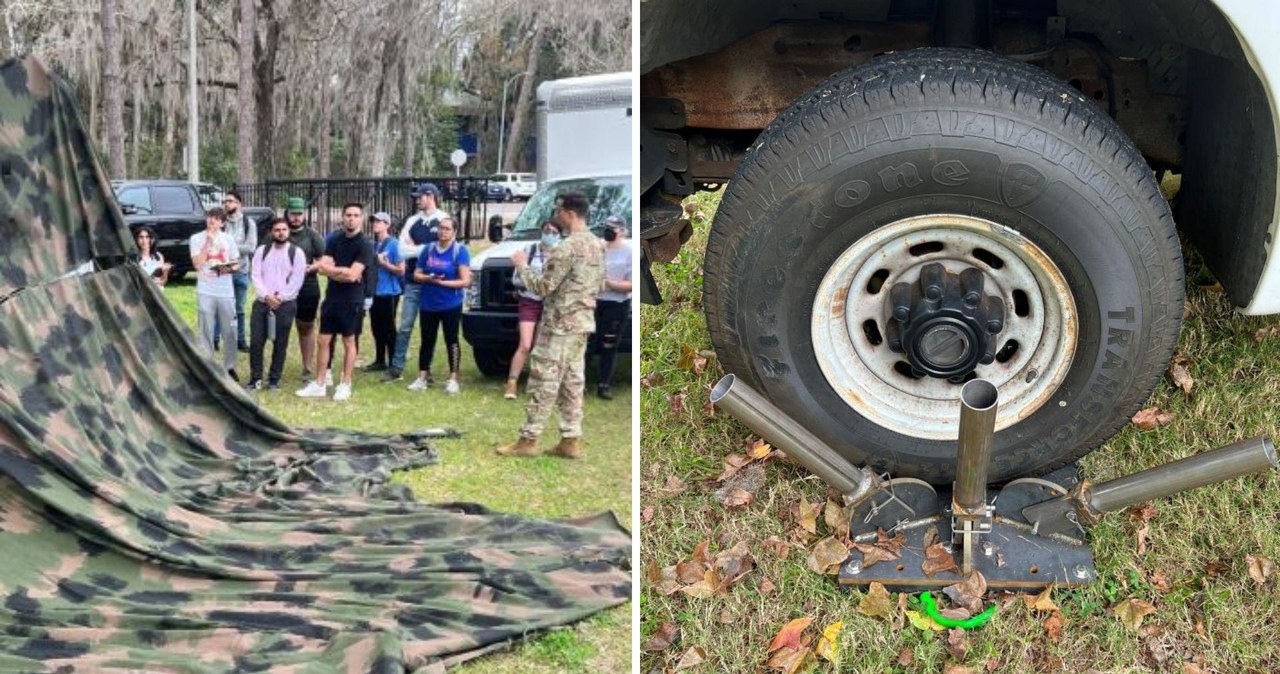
[[604, 215, 626, 228], [372, 212, 393, 224], [285, 197, 306, 213], [411, 182, 441, 200]]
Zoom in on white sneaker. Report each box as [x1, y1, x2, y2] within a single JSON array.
[[324, 371, 334, 388], [444, 379, 460, 395], [332, 382, 352, 401], [295, 381, 327, 398], [407, 375, 429, 392]]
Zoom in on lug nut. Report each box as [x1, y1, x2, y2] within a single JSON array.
[[981, 541, 995, 556], [987, 319, 1003, 333], [844, 559, 863, 575]]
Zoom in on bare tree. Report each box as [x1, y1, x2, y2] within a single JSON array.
[[502, 19, 544, 172], [101, 0, 125, 177], [236, 0, 255, 183]]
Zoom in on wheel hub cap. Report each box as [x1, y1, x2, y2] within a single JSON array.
[[889, 263, 1005, 380]]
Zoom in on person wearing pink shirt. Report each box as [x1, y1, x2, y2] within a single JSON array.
[[247, 217, 307, 390]]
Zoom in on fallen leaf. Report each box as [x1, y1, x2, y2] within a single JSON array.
[[1148, 569, 1172, 593], [720, 487, 755, 509], [767, 616, 815, 653], [922, 543, 959, 577], [875, 528, 906, 556], [760, 576, 777, 595], [852, 542, 901, 569], [984, 658, 1000, 671], [905, 609, 946, 631], [942, 571, 988, 614], [716, 453, 752, 482], [701, 400, 716, 417], [943, 664, 976, 674], [668, 392, 687, 415], [1246, 555, 1277, 585], [660, 475, 687, 498], [808, 536, 850, 575], [1128, 503, 1159, 522], [639, 371, 664, 389], [675, 560, 706, 585], [1136, 522, 1150, 554], [676, 344, 708, 375], [641, 506, 654, 524], [1112, 598, 1157, 630], [1023, 585, 1059, 612], [897, 647, 914, 665], [746, 437, 773, 460], [641, 621, 679, 651], [946, 628, 968, 662], [922, 525, 940, 549], [679, 572, 718, 599], [765, 646, 811, 674], [648, 562, 683, 595], [1131, 407, 1174, 430], [856, 582, 895, 621], [1168, 354, 1194, 396], [673, 646, 706, 670], [1254, 324, 1280, 343], [1183, 663, 1205, 674], [794, 497, 821, 535], [815, 621, 843, 663], [761, 536, 791, 559], [823, 499, 851, 539], [1204, 560, 1229, 577], [1044, 613, 1065, 642], [713, 542, 755, 591], [691, 540, 711, 565]]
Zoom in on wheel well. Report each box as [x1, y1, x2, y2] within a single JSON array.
[[640, 0, 1276, 305]]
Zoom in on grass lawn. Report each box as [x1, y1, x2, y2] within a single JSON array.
[[163, 275, 633, 674], [640, 188, 1280, 673]]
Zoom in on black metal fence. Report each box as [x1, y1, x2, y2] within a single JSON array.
[[234, 177, 491, 240]]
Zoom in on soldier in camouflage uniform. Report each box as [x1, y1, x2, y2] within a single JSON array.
[[497, 192, 606, 459]]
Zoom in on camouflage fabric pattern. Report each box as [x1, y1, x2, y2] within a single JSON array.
[[516, 229, 606, 335], [519, 331, 589, 440], [0, 57, 629, 672]]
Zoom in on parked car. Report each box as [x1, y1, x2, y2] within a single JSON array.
[[485, 172, 538, 202]]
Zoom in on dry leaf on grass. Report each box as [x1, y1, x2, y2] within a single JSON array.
[[1254, 324, 1280, 343], [943, 571, 988, 614], [746, 437, 773, 460], [715, 463, 766, 509], [815, 621, 843, 663], [760, 576, 777, 595], [673, 646, 706, 670], [823, 499, 851, 539], [1023, 585, 1059, 612], [641, 621, 679, 652], [676, 344, 708, 375], [641, 506, 654, 524], [1167, 354, 1194, 396], [897, 647, 914, 665], [675, 560, 706, 585], [647, 561, 683, 596], [766, 647, 811, 674], [794, 497, 821, 536], [943, 664, 976, 674], [1183, 663, 1205, 674], [639, 371, 664, 390], [1043, 614, 1065, 642], [1129, 503, 1159, 522], [1112, 598, 1157, 630], [668, 392, 687, 415], [679, 569, 719, 599], [1246, 555, 1277, 585], [905, 609, 946, 632], [856, 582, 895, 621], [714, 542, 755, 588], [701, 400, 716, 418], [922, 543, 959, 577], [808, 536, 851, 575], [716, 454, 752, 482], [761, 536, 791, 559], [767, 616, 814, 653], [945, 629, 968, 662], [1136, 522, 1150, 554], [719, 487, 755, 509], [1147, 569, 1172, 593], [1132, 407, 1174, 430], [659, 475, 687, 498]]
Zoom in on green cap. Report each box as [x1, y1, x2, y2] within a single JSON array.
[[286, 197, 306, 213]]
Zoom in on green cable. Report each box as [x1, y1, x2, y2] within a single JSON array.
[[920, 591, 998, 629]]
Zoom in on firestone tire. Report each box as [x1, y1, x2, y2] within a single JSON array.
[[704, 48, 1183, 484]]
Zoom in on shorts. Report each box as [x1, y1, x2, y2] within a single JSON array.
[[319, 301, 363, 337], [518, 296, 543, 323], [296, 282, 321, 322]]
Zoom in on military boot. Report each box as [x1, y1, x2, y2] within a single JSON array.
[[548, 437, 582, 459], [495, 436, 542, 457]]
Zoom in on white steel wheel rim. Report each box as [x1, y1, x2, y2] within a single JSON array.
[[810, 214, 1078, 440]]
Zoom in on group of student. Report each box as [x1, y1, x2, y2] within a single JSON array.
[[132, 182, 631, 403]]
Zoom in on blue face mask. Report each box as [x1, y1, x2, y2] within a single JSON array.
[[542, 233, 561, 249]]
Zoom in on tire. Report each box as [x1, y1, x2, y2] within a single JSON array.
[[704, 48, 1183, 484], [473, 348, 511, 378], [505, 189, 514, 202]]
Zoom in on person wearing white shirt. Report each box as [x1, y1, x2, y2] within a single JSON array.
[[189, 207, 242, 379]]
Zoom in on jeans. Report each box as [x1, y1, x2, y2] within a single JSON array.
[[592, 299, 628, 385], [214, 270, 251, 348], [197, 293, 237, 371], [389, 283, 422, 372], [249, 299, 297, 384]]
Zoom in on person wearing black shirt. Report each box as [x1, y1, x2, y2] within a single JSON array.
[[296, 202, 373, 402], [285, 197, 326, 381]]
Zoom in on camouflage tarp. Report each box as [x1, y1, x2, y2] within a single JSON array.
[[0, 58, 630, 673]]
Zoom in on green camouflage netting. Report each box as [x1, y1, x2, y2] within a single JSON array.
[[0, 57, 630, 672]]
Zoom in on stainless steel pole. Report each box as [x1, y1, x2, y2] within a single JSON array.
[[1088, 436, 1277, 513], [953, 379, 998, 510]]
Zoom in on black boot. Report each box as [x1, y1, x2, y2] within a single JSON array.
[[597, 384, 612, 400]]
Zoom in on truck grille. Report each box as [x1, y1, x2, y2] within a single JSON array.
[[482, 261, 519, 309]]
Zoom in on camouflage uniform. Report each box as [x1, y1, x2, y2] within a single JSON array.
[[517, 229, 607, 439]]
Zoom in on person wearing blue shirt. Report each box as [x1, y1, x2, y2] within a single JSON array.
[[407, 215, 470, 395], [366, 212, 404, 371]]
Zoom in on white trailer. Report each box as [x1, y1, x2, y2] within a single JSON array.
[[536, 72, 632, 183]]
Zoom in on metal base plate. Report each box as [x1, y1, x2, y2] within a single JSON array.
[[839, 466, 1094, 592]]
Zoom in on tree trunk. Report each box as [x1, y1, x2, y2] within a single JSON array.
[[398, 58, 416, 175], [161, 76, 177, 176], [129, 70, 142, 177], [502, 21, 545, 172], [236, 0, 256, 184], [369, 38, 397, 177], [101, 0, 126, 178], [253, 0, 281, 178], [317, 71, 333, 178]]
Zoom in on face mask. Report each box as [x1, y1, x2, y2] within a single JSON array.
[[603, 228, 619, 242], [542, 233, 561, 249]]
